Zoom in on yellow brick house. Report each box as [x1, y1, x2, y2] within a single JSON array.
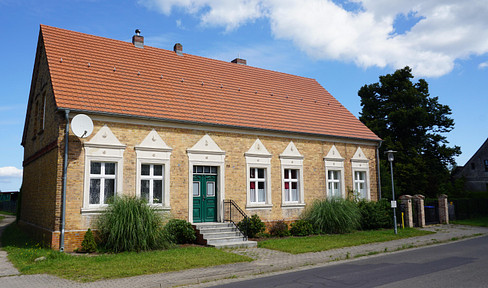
[[21, 25, 381, 251]]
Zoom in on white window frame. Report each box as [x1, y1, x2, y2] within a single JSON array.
[[88, 161, 117, 205], [324, 145, 346, 199], [82, 125, 125, 213], [139, 164, 165, 205], [283, 168, 300, 203], [135, 130, 172, 210], [327, 170, 343, 198], [280, 142, 305, 208], [245, 139, 272, 209], [351, 147, 370, 200], [353, 170, 368, 199], [249, 167, 267, 204]]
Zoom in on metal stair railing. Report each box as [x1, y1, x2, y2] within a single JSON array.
[[223, 199, 249, 240]]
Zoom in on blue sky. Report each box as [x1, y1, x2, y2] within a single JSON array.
[[1, 0, 487, 191]]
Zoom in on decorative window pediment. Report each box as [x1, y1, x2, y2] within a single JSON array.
[[245, 139, 271, 158], [351, 147, 369, 168], [187, 134, 224, 155], [84, 125, 125, 150], [135, 129, 172, 152], [280, 142, 303, 162]]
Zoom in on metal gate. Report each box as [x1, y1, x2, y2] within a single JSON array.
[[424, 200, 439, 225]]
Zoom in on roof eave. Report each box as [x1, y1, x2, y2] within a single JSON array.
[[56, 107, 382, 145]]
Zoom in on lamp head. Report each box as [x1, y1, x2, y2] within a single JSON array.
[[384, 150, 397, 162]]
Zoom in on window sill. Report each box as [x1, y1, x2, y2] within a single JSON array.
[[281, 203, 306, 209], [81, 205, 170, 215], [246, 204, 273, 210], [148, 205, 171, 211], [80, 207, 108, 215]]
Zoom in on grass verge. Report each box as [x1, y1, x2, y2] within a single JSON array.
[[0, 215, 4, 221], [0, 210, 15, 216], [452, 216, 488, 227], [1, 224, 252, 282], [258, 228, 434, 254]]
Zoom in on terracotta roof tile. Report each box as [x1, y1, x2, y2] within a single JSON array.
[[40, 25, 380, 141]]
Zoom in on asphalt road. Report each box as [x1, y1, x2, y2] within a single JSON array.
[[210, 236, 488, 288]]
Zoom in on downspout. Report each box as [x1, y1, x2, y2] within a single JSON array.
[[60, 109, 70, 252], [376, 141, 382, 200]]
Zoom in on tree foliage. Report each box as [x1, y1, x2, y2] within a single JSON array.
[[359, 66, 460, 198]]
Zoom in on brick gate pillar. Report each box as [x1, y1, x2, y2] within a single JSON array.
[[413, 194, 425, 228], [399, 195, 413, 228], [438, 194, 449, 224]]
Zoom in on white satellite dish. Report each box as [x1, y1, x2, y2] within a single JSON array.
[[71, 114, 94, 138]]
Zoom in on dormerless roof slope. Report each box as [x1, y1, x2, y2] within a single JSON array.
[[40, 25, 380, 142]]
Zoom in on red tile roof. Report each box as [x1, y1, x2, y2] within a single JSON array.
[[40, 25, 380, 141]]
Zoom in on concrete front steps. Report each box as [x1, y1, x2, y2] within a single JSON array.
[[193, 222, 257, 249]]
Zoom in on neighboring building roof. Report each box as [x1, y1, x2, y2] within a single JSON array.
[[38, 25, 380, 142]]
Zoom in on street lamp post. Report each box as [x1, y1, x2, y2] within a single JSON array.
[[385, 150, 398, 235]]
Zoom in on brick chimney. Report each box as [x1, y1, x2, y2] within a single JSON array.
[[174, 43, 183, 56], [132, 29, 144, 48], [231, 58, 247, 65]]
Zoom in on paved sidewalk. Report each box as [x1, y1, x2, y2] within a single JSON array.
[[0, 215, 20, 278], [1, 221, 487, 288]]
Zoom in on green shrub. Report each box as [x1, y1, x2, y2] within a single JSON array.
[[357, 199, 393, 230], [269, 221, 290, 237], [290, 219, 314, 236], [237, 214, 265, 238], [164, 219, 196, 244], [96, 196, 172, 252], [302, 198, 360, 234], [81, 228, 97, 253]]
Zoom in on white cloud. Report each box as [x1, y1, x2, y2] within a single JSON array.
[[139, 0, 488, 77], [479, 62, 488, 69], [0, 166, 22, 178]]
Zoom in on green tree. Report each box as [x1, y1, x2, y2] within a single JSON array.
[[359, 66, 460, 198]]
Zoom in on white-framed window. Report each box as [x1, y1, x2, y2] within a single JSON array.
[[353, 171, 367, 199], [83, 125, 125, 212], [283, 169, 299, 202], [249, 167, 267, 203], [351, 147, 370, 200], [327, 170, 342, 198], [89, 162, 116, 205], [140, 164, 164, 205], [245, 139, 272, 209], [280, 142, 305, 207], [324, 145, 346, 199], [135, 129, 172, 209]]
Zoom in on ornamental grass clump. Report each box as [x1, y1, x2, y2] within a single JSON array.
[[302, 198, 361, 234], [96, 196, 172, 252]]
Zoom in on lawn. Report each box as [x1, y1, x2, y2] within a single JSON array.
[[0, 210, 15, 216], [1, 224, 252, 282], [258, 228, 434, 254], [452, 216, 488, 227]]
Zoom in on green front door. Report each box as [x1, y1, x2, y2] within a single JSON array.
[[193, 174, 217, 223]]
